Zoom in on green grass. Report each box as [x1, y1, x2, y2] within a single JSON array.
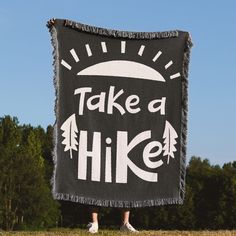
[[0, 229, 236, 236]]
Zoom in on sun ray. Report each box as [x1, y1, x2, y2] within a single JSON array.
[[170, 72, 181, 79], [152, 51, 162, 62], [165, 60, 173, 69], [70, 48, 79, 62], [85, 44, 92, 57], [61, 59, 72, 70], [138, 45, 145, 56], [101, 42, 107, 53], [121, 41, 126, 54]]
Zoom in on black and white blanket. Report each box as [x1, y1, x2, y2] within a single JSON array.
[[47, 19, 192, 208]]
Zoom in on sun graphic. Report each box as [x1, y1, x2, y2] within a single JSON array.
[[60, 40, 181, 81]]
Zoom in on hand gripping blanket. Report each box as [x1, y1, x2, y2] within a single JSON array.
[[47, 19, 192, 208]]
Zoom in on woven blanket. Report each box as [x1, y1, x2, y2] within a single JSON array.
[[47, 19, 192, 208]]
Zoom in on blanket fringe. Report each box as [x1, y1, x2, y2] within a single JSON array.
[[54, 192, 183, 208], [179, 33, 193, 203], [62, 19, 178, 39], [47, 20, 60, 198], [47, 18, 55, 28]]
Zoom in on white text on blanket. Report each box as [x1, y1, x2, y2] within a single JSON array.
[[77, 130, 163, 183], [74, 86, 166, 115]]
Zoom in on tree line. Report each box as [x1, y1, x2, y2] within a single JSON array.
[[0, 115, 236, 231]]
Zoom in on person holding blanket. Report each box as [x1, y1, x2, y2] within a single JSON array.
[[47, 18, 192, 236]]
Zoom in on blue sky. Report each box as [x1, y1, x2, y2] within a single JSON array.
[[0, 0, 235, 165]]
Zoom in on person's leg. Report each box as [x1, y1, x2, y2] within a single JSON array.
[[87, 206, 99, 234], [121, 208, 130, 224], [120, 208, 138, 233], [91, 207, 99, 223]]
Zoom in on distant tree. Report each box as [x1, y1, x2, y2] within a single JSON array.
[[168, 185, 196, 230], [16, 127, 60, 229], [0, 116, 60, 230], [187, 156, 236, 229], [0, 116, 21, 230], [42, 125, 54, 183], [220, 162, 236, 229]]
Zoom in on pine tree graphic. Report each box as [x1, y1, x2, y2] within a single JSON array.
[[60, 114, 78, 159], [162, 120, 178, 164]]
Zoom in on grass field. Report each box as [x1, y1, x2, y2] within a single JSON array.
[[0, 229, 236, 236]]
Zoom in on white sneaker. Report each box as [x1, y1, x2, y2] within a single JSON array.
[[87, 222, 98, 234], [120, 222, 139, 233]]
